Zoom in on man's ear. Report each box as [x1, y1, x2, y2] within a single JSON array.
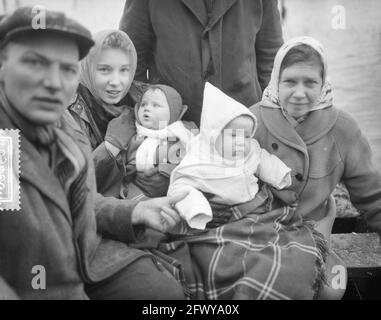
[[177, 104, 188, 120]]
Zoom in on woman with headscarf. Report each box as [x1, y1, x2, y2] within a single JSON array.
[[65, 29, 188, 298], [153, 80, 331, 300], [250, 36, 381, 298], [152, 36, 381, 300]]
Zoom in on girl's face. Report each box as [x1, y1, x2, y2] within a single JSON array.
[[138, 89, 170, 130], [278, 61, 323, 119], [215, 115, 254, 161], [93, 48, 131, 104]]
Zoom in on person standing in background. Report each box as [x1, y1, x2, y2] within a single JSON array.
[[119, 0, 283, 125]]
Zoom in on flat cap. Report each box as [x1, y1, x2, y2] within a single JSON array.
[[0, 6, 94, 60]]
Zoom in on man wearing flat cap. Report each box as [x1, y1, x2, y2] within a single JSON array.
[[0, 7, 186, 300]]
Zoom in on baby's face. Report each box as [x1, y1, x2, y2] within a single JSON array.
[[137, 89, 170, 129], [278, 61, 323, 119], [215, 115, 254, 161]]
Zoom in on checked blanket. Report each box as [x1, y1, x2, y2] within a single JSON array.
[[151, 187, 328, 300]]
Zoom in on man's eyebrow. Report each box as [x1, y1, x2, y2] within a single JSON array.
[[23, 51, 78, 67], [61, 61, 79, 69], [23, 51, 50, 63]]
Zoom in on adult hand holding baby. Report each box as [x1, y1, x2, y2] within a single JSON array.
[[131, 191, 189, 232]]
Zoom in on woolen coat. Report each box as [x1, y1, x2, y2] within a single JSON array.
[[250, 103, 381, 234], [0, 106, 149, 299], [120, 0, 283, 125]]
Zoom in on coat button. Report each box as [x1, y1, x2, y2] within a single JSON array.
[[295, 173, 303, 181], [272, 143, 278, 151]]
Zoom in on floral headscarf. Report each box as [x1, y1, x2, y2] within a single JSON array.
[[261, 36, 333, 115], [79, 29, 137, 117]]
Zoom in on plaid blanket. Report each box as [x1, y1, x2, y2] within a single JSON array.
[[151, 187, 328, 300]]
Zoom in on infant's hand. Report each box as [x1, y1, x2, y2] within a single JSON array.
[[143, 167, 159, 177]]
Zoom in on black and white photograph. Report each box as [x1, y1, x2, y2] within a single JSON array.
[[0, 0, 380, 305]]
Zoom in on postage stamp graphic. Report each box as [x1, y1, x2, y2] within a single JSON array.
[[0, 129, 20, 211]]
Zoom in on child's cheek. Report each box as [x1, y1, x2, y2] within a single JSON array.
[[240, 139, 249, 157], [226, 137, 235, 156], [214, 134, 223, 157]]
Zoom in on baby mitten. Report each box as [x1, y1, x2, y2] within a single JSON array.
[[105, 107, 136, 150]]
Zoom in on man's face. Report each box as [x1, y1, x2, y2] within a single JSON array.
[[0, 33, 80, 125]]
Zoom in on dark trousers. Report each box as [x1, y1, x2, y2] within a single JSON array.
[[85, 256, 186, 300]]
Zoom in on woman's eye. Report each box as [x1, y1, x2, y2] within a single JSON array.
[[121, 67, 130, 73], [306, 80, 318, 85], [97, 67, 110, 73]]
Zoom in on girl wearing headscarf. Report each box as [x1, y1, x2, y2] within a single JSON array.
[[65, 30, 188, 297], [67, 29, 147, 191], [250, 36, 381, 298], [68, 29, 140, 149]]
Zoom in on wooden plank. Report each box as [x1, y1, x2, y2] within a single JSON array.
[[331, 233, 381, 268], [331, 233, 381, 279]]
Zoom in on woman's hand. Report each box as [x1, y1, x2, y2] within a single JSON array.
[[131, 191, 189, 232], [314, 195, 337, 243], [105, 107, 136, 150]]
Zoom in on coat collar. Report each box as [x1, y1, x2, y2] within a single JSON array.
[[0, 107, 72, 224], [22, 137, 73, 224], [182, 0, 238, 28], [294, 107, 339, 144], [68, 94, 91, 125], [260, 105, 339, 149]]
